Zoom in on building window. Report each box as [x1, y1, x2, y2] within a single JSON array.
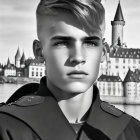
[[128, 59, 130, 64], [123, 59, 125, 63], [108, 82, 111, 87], [36, 72, 38, 77], [32, 72, 34, 76], [133, 59, 136, 64], [116, 66, 119, 69], [36, 68, 38, 71], [123, 66, 125, 69], [113, 82, 115, 87], [40, 72, 42, 77], [32, 68, 34, 70], [113, 88, 115, 95], [103, 87, 105, 93], [116, 58, 119, 63], [108, 88, 111, 95]]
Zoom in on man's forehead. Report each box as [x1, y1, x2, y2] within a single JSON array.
[[37, 13, 102, 38]]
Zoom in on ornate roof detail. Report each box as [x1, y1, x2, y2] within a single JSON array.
[[114, 2, 124, 21]]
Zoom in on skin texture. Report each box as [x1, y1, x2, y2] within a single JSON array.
[[34, 11, 104, 101]]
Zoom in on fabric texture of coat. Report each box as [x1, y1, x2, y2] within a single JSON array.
[[0, 76, 140, 140]]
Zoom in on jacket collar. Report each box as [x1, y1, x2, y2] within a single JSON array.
[[36, 76, 55, 97]]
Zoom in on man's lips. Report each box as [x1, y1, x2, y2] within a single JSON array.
[[67, 70, 88, 76]]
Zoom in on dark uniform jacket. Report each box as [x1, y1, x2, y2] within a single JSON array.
[[0, 77, 140, 140]]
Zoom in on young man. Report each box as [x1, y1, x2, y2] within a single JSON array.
[[0, 0, 140, 140]]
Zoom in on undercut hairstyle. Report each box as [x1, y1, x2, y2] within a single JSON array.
[[36, 0, 105, 36]]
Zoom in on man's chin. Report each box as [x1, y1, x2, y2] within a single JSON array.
[[64, 82, 91, 94]]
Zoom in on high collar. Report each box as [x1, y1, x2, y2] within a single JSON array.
[[36, 76, 57, 98]]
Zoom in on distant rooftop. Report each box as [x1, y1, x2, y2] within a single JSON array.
[[124, 69, 140, 82], [25, 58, 45, 66], [110, 47, 140, 59], [4, 64, 16, 70], [98, 74, 122, 82]]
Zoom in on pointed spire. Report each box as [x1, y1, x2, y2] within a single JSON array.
[[7, 57, 11, 67], [124, 68, 136, 82], [15, 47, 21, 60], [20, 52, 25, 64], [114, 1, 124, 21]]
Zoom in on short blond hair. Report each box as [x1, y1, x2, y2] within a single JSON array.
[[36, 0, 105, 35]]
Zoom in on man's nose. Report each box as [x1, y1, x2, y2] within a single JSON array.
[[69, 46, 86, 65]]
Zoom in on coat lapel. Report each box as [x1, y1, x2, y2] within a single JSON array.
[[0, 77, 77, 140], [78, 86, 131, 140], [0, 96, 77, 140]]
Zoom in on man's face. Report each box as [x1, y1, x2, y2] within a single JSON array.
[[37, 12, 104, 95]]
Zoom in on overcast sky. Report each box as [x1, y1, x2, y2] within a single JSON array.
[[0, 0, 140, 64]]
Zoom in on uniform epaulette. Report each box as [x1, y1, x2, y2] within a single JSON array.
[[7, 95, 45, 107], [100, 101, 123, 117]]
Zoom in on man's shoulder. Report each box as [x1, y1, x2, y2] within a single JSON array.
[[6, 82, 39, 104], [116, 116, 140, 139], [0, 94, 47, 136], [99, 101, 138, 124], [0, 107, 39, 140], [100, 101, 123, 117], [95, 101, 140, 139], [0, 82, 42, 122], [100, 101, 140, 124]]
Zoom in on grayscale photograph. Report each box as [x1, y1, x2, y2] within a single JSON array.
[[0, 0, 140, 139]]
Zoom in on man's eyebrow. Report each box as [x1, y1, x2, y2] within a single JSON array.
[[83, 36, 101, 41], [50, 36, 75, 41], [50, 36, 101, 42]]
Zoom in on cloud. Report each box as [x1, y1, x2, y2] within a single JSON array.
[[0, 0, 39, 63]]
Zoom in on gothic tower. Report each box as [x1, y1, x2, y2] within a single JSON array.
[[20, 52, 25, 68], [7, 57, 11, 67], [15, 48, 21, 68], [111, 1, 125, 46]]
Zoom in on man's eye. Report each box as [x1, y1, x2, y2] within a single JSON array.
[[83, 41, 99, 47], [53, 41, 69, 47]]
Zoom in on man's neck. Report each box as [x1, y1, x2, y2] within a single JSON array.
[[58, 86, 93, 123], [46, 79, 94, 123]]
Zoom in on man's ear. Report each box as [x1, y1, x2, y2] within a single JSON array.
[[33, 40, 44, 63], [100, 47, 107, 63]]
